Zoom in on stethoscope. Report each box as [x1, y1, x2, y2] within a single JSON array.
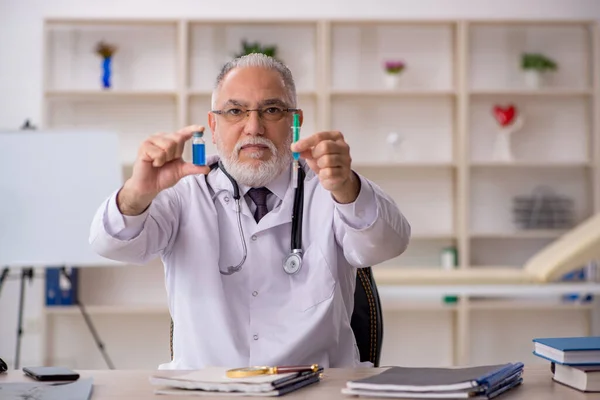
[[209, 160, 305, 276]]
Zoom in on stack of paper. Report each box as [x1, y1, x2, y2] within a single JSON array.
[[341, 363, 524, 399], [149, 367, 323, 397]]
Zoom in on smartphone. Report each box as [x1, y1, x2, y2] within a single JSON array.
[[23, 366, 80, 381]]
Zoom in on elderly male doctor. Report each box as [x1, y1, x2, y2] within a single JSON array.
[[90, 53, 411, 369]]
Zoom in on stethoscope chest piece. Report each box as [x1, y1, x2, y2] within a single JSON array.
[[283, 251, 303, 275]]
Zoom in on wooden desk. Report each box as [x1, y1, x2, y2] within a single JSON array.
[[1, 365, 599, 399]]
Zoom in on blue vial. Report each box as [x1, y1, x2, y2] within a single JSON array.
[[192, 131, 206, 166]]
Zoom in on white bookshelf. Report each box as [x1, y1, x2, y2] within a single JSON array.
[[40, 17, 599, 369]]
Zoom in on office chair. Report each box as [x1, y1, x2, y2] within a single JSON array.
[[169, 266, 384, 367]]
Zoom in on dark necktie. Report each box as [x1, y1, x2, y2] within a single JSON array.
[[247, 187, 271, 222]]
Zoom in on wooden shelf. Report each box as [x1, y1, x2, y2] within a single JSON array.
[[353, 162, 455, 169], [45, 90, 178, 98], [468, 299, 593, 310], [470, 161, 592, 169], [44, 304, 169, 315], [470, 230, 568, 239], [469, 88, 593, 97], [331, 89, 456, 97]]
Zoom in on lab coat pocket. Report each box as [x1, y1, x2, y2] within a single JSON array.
[[292, 243, 336, 312]]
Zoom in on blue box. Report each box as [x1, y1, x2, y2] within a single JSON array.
[[45, 267, 78, 306]]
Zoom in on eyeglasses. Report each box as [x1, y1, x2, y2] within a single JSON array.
[[211, 106, 300, 123]]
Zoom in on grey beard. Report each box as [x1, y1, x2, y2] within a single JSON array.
[[216, 134, 293, 188]]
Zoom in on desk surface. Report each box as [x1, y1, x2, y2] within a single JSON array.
[[1, 365, 599, 399]]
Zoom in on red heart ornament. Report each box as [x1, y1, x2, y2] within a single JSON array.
[[493, 105, 516, 127]]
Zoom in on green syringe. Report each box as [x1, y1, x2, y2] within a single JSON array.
[[292, 113, 300, 188]]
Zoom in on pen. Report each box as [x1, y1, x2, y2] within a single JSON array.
[[292, 113, 300, 188]]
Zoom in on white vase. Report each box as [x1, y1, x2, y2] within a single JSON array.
[[492, 128, 514, 162], [491, 117, 525, 162], [523, 70, 542, 89], [384, 74, 400, 89]]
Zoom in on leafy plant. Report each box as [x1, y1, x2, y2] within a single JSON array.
[[235, 39, 277, 59], [521, 53, 558, 72], [95, 41, 117, 59]]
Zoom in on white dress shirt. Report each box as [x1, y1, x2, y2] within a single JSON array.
[[89, 155, 411, 369]]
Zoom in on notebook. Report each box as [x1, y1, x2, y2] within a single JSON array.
[[341, 363, 524, 399], [149, 367, 322, 397], [533, 336, 600, 365]]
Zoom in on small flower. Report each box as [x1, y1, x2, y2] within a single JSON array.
[[95, 41, 117, 59], [384, 60, 405, 74]]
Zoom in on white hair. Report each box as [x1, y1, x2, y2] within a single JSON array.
[[211, 53, 297, 109]]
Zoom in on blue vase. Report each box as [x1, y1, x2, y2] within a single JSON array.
[[102, 56, 112, 89]]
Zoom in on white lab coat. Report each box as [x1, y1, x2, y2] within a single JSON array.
[[89, 155, 410, 369]]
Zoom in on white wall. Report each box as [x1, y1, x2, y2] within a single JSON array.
[[0, 0, 599, 370]]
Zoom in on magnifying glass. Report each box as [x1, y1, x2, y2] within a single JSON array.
[[226, 364, 320, 378]]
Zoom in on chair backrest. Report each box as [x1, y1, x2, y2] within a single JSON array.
[[170, 266, 384, 367], [351, 267, 384, 367]]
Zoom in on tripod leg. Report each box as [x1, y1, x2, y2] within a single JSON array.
[[60, 267, 115, 369], [0, 267, 9, 297], [15, 268, 33, 369]]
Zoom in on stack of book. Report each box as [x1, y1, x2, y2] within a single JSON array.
[[341, 362, 524, 399], [149, 366, 323, 397], [533, 336, 600, 392]]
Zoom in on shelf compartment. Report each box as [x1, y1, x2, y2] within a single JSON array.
[[46, 96, 177, 166], [357, 167, 456, 243], [469, 96, 591, 164], [469, 168, 592, 235], [188, 22, 317, 93], [468, 22, 593, 91], [330, 22, 455, 92], [470, 238, 556, 268], [332, 96, 455, 164], [45, 21, 178, 92]]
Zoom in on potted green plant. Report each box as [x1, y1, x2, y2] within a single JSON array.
[[235, 39, 278, 59], [382, 60, 406, 89], [521, 53, 558, 89]]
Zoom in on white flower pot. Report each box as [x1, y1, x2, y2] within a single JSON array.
[[523, 70, 542, 89], [384, 74, 401, 89]]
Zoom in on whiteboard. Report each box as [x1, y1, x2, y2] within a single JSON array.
[[0, 130, 125, 267]]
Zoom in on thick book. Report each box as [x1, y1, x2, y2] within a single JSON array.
[[149, 367, 322, 397], [341, 363, 523, 399], [533, 336, 600, 365], [553, 364, 600, 392]]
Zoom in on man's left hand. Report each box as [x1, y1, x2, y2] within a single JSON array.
[[291, 131, 360, 204]]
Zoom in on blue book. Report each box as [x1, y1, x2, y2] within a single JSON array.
[[533, 337, 600, 365]]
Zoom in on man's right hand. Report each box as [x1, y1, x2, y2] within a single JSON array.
[[117, 125, 211, 216]]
